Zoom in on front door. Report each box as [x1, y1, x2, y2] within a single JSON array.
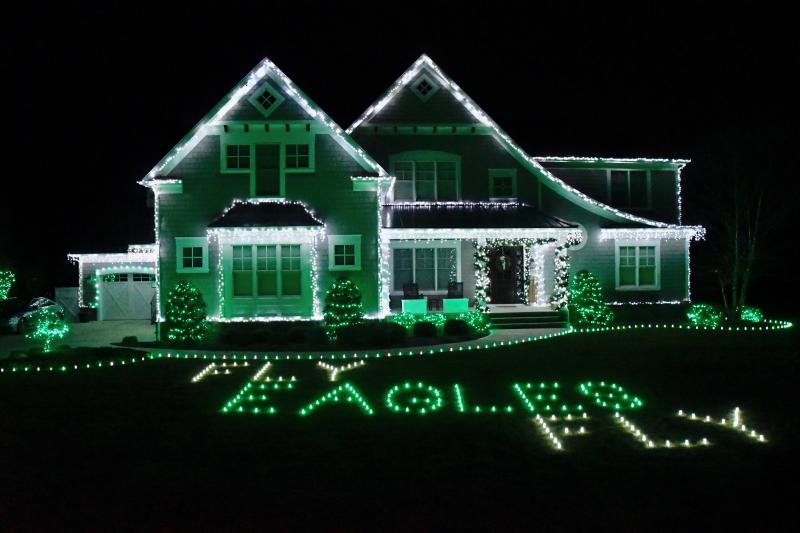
[[488, 246, 520, 304]]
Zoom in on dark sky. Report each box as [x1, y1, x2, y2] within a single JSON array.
[[1, 2, 797, 309]]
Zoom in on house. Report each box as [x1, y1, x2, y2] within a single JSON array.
[[68, 55, 703, 326]]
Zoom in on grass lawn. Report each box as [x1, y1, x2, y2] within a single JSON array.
[[1, 327, 798, 529]]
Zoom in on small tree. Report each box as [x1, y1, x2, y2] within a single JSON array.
[[165, 281, 207, 341], [0, 269, 14, 300], [26, 309, 69, 353], [324, 277, 364, 341], [569, 270, 614, 326]]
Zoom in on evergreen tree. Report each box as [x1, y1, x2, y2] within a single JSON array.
[[569, 270, 614, 326], [165, 281, 207, 341], [324, 277, 364, 340]]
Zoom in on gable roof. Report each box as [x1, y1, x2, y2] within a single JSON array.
[[209, 200, 324, 229], [141, 57, 387, 183], [382, 202, 575, 229], [347, 54, 703, 236]]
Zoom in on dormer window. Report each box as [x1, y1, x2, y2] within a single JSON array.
[[410, 74, 439, 101]]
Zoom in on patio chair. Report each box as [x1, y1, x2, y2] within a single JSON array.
[[446, 282, 464, 299], [402, 283, 423, 299]]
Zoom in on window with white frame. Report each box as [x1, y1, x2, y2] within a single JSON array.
[[233, 244, 301, 297], [391, 154, 459, 201], [608, 170, 650, 209], [410, 74, 439, 101], [489, 169, 517, 199], [225, 144, 251, 170], [176, 237, 208, 273], [616, 243, 659, 289], [328, 235, 361, 271], [392, 245, 458, 292], [248, 81, 285, 118], [285, 144, 310, 169]]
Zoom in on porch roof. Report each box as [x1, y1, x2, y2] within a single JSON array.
[[381, 203, 576, 229], [209, 200, 324, 229]]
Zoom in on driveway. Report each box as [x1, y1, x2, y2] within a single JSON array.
[[0, 320, 155, 357]]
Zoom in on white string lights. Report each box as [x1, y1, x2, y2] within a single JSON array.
[[189, 361, 250, 383], [346, 54, 703, 234], [317, 360, 366, 382], [614, 412, 709, 449], [677, 407, 766, 443]]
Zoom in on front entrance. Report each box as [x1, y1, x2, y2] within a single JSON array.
[[488, 246, 522, 304]]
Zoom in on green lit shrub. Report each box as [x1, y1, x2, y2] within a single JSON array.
[[165, 281, 208, 342], [26, 309, 69, 353], [0, 269, 14, 300], [739, 306, 764, 323], [569, 270, 614, 326], [413, 321, 438, 338], [686, 303, 724, 328], [324, 277, 364, 341], [453, 311, 491, 335], [444, 319, 470, 336], [337, 321, 406, 348]]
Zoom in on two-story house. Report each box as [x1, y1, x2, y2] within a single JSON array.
[[68, 55, 704, 325]]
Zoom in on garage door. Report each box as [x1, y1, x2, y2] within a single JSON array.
[[99, 273, 155, 320]]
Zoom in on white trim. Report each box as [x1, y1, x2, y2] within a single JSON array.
[[488, 168, 518, 199], [389, 151, 461, 202], [614, 240, 661, 291], [175, 237, 209, 274], [328, 235, 362, 271], [410, 72, 439, 101], [599, 228, 703, 241], [247, 79, 285, 118]]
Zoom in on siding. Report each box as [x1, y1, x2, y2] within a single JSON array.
[[220, 76, 316, 122]]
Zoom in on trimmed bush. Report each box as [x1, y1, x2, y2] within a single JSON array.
[[337, 321, 406, 348], [569, 270, 614, 326], [412, 321, 437, 338], [444, 319, 470, 337], [739, 306, 764, 323], [453, 311, 491, 335], [165, 281, 207, 341], [686, 303, 724, 328]]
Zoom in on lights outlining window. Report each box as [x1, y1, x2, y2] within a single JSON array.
[[391, 157, 459, 201], [328, 235, 361, 271], [391, 244, 458, 292], [233, 244, 302, 297], [616, 243, 659, 290], [410, 73, 439, 101], [286, 144, 310, 169], [103, 273, 128, 283], [609, 170, 650, 209], [225, 145, 251, 170]]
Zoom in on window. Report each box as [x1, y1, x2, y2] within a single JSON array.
[[225, 145, 251, 170], [410, 74, 439, 101], [392, 245, 458, 292], [609, 170, 650, 208], [489, 169, 517, 198], [176, 237, 208, 273], [390, 157, 460, 201], [232, 244, 303, 297], [132, 273, 155, 282], [285, 144, 310, 169], [328, 235, 361, 271], [103, 274, 128, 283], [248, 81, 285, 118], [616, 243, 659, 289]]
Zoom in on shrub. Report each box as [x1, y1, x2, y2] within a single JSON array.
[[324, 278, 364, 340], [452, 311, 491, 335], [165, 281, 207, 341], [121, 336, 138, 345], [412, 321, 437, 338], [569, 270, 614, 326], [444, 319, 470, 336], [387, 312, 447, 332], [0, 269, 14, 300], [25, 309, 69, 353], [686, 303, 724, 328], [739, 306, 764, 323], [337, 321, 406, 348]]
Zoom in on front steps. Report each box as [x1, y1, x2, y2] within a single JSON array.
[[487, 308, 567, 330]]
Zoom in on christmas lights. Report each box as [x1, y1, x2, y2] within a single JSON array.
[[25, 310, 69, 353], [251, 362, 272, 381], [569, 271, 614, 326], [346, 54, 701, 233], [614, 412, 707, 449], [598, 228, 704, 241], [221, 381, 295, 415], [92, 265, 156, 310], [512, 382, 584, 413], [323, 278, 364, 340], [298, 382, 374, 416], [739, 306, 764, 323], [578, 381, 644, 410], [686, 303, 724, 328], [676, 407, 766, 443], [317, 360, 366, 381], [453, 384, 515, 414], [385, 381, 444, 414], [190, 361, 250, 383], [0, 269, 15, 300], [165, 281, 208, 341]]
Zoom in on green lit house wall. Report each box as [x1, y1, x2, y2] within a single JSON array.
[[72, 55, 702, 322]]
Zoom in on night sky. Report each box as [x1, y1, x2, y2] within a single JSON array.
[[2, 3, 797, 310]]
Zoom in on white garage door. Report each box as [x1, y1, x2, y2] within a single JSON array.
[[99, 273, 155, 320]]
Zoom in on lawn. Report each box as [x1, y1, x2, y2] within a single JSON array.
[[1, 327, 798, 529]]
